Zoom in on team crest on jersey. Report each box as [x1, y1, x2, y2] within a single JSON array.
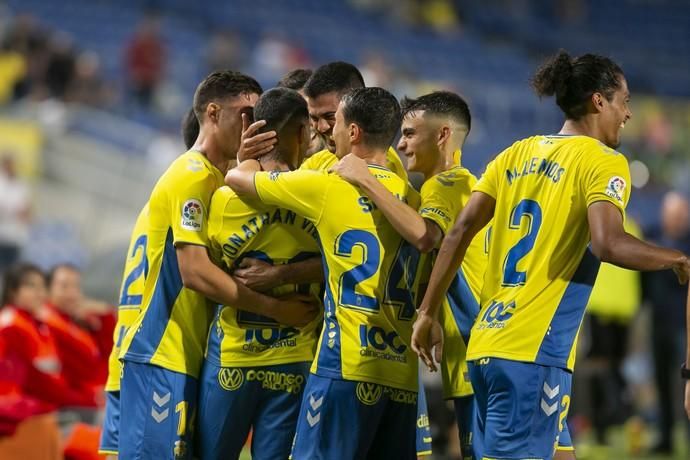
[[356, 382, 383, 406], [269, 170, 281, 181], [605, 176, 626, 203], [181, 199, 203, 231], [218, 368, 244, 391]]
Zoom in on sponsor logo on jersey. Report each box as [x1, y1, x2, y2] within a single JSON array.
[[218, 368, 244, 391], [476, 300, 516, 330], [359, 325, 408, 362], [181, 199, 203, 231], [605, 176, 626, 203], [356, 382, 383, 405]]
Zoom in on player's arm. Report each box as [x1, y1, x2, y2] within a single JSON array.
[[587, 202, 689, 281], [233, 256, 324, 292], [177, 244, 317, 327], [333, 153, 442, 252], [412, 191, 495, 370], [224, 159, 262, 198]]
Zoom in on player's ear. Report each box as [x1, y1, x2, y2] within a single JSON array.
[[206, 102, 221, 124], [437, 125, 451, 147], [349, 123, 361, 144], [591, 92, 605, 114]]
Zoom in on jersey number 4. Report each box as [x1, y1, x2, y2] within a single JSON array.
[[502, 199, 542, 286]]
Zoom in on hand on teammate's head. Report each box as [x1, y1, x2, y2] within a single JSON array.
[[236, 114, 277, 163]]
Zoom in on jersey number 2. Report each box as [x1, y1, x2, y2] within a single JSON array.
[[502, 199, 542, 286], [119, 235, 148, 306]]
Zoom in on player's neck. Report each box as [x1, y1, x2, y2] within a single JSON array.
[[191, 133, 230, 174], [352, 145, 387, 167], [258, 155, 290, 172], [559, 117, 604, 143]]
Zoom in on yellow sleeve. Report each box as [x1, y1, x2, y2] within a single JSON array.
[[386, 147, 408, 181], [419, 174, 470, 235], [254, 169, 330, 224], [473, 153, 502, 199], [583, 149, 631, 216], [168, 168, 218, 248]]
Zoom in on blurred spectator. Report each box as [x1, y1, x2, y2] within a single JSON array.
[[0, 41, 26, 104], [0, 264, 95, 459], [46, 264, 115, 388], [206, 30, 244, 73], [125, 13, 166, 108], [642, 191, 690, 454], [251, 33, 309, 85], [66, 51, 112, 107], [44, 32, 75, 99], [583, 218, 642, 444], [360, 51, 393, 89], [0, 155, 31, 273]]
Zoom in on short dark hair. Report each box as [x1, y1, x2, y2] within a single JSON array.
[[253, 87, 309, 136], [341, 87, 401, 149], [532, 50, 624, 120], [401, 91, 471, 133], [2, 263, 45, 306], [181, 108, 199, 149], [47, 263, 80, 288], [277, 69, 313, 91], [303, 61, 365, 100], [193, 70, 263, 120]]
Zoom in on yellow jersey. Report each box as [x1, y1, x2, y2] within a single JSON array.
[[468, 135, 631, 371], [300, 147, 408, 181], [419, 166, 488, 398], [119, 151, 226, 377], [205, 186, 323, 367], [254, 165, 420, 391], [105, 204, 149, 392]]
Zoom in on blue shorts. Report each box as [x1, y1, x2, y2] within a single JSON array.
[[291, 373, 417, 460], [468, 358, 572, 460], [453, 395, 475, 460], [119, 361, 198, 460], [99, 391, 120, 455], [416, 380, 432, 456], [197, 361, 310, 460]]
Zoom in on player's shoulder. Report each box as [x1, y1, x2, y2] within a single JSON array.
[[159, 151, 217, 186], [301, 149, 337, 171]]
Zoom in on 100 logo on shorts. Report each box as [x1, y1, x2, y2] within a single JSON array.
[[218, 367, 305, 394]]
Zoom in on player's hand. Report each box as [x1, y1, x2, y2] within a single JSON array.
[[271, 293, 320, 328], [331, 153, 370, 185], [673, 255, 690, 285], [233, 257, 282, 292], [236, 114, 277, 162], [411, 312, 444, 372]]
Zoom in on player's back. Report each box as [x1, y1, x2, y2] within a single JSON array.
[[206, 186, 323, 368], [254, 165, 420, 391], [119, 151, 225, 377], [468, 135, 631, 370]]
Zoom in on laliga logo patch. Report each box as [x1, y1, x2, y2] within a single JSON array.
[[356, 382, 383, 406], [605, 176, 626, 203], [181, 199, 203, 231], [218, 368, 244, 391]]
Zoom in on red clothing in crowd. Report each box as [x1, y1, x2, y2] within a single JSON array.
[[0, 305, 98, 425]]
